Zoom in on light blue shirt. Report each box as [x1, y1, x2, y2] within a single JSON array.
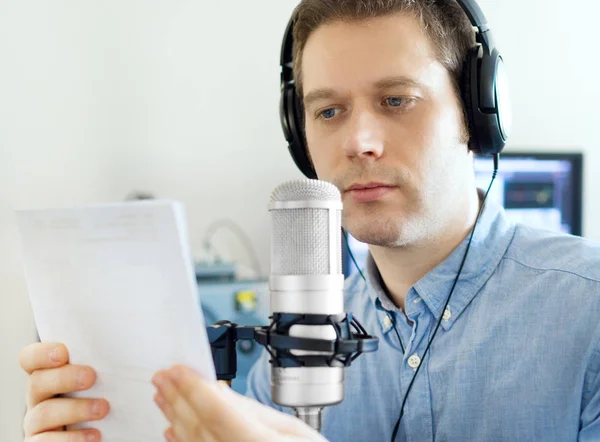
[[246, 197, 600, 441]]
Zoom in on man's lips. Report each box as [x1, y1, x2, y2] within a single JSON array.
[[344, 183, 396, 203]]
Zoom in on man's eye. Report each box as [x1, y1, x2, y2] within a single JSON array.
[[384, 97, 406, 107], [318, 108, 340, 120]]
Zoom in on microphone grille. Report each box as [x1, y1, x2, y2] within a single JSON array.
[[270, 179, 341, 202], [270, 179, 341, 276]]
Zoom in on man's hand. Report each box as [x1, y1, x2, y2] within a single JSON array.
[[152, 365, 328, 442], [19, 342, 110, 441]]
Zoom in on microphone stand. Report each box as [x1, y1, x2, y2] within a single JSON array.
[[207, 313, 379, 432]]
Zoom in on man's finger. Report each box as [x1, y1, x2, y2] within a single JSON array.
[[27, 364, 96, 409], [24, 397, 109, 436], [152, 370, 198, 441], [165, 365, 285, 442], [23, 428, 101, 442], [153, 390, 175, 423], [164, 427, 175, 442], [20, 342, 69, 375]]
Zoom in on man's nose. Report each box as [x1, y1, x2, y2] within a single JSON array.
[[341, 108, 385, 162]]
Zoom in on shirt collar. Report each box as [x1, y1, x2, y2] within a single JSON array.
[[363, 191, 516, 333]]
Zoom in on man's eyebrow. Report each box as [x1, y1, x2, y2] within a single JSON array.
[[303, 76, 428, 108], [303, 88, 338, 109], [373, 76, 427, 90]]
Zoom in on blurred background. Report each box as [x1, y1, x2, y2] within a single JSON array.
[[0, 0, 598, 440]]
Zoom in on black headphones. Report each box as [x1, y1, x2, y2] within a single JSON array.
[[279, 0, 512, 179]]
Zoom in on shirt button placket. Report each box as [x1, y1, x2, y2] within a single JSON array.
[[400, 352, 434, 442]]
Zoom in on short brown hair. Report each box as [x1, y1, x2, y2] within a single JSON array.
[[291, 0, 476, 106]]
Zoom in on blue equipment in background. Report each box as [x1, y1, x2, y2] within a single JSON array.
[[195, 262, 269, 394]]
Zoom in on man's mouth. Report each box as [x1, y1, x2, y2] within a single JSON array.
[[345, 182, 396, 203]]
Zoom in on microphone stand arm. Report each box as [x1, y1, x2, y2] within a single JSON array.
[[206, 321, 258, 382]]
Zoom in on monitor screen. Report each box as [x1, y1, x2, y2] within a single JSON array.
[[343, 152, 583, 277], [474, 152, 582, 236]]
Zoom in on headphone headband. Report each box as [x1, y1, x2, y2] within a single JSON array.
[[455, 0, 488, 30], [280, 17, 295, 80], [279, 0, 511, 178], [455, 0, 494, 53], [280, 0, 494, 72]]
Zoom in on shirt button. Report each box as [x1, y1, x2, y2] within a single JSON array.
[[383, 315, 392, 329], [408, 354, 421, 369], [443, 308, 452, 321]]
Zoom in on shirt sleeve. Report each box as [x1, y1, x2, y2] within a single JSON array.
[[244, 348, 291, 414], [579, 337, 600, 440]]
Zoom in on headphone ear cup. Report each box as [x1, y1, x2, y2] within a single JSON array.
[[279, 84, 293, 143], [292, 92, 305, 145], [461, 46, 482, 155], [286, 87, 317, 178]]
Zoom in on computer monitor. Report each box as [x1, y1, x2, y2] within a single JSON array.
[[343, 152, 584, 277]]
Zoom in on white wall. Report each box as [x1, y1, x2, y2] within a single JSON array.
[[0, 0, 597, 440]]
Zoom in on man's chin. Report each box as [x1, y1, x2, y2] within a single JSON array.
[[344, 225, 402, 247]]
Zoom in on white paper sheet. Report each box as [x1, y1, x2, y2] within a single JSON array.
[[16, 200, 216, 441]]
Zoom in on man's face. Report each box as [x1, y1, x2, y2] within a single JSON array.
[[301, 13, 475, 247]]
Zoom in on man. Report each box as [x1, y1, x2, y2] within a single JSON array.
[[19, 1, 600, 441]]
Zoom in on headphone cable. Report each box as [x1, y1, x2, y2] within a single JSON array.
[[345, 153, 499, 442]]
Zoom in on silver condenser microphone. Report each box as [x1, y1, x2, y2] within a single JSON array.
[[268, 179, 345, 431]]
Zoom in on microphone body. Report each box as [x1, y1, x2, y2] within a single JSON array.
[[269, 179, 345, 430]]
